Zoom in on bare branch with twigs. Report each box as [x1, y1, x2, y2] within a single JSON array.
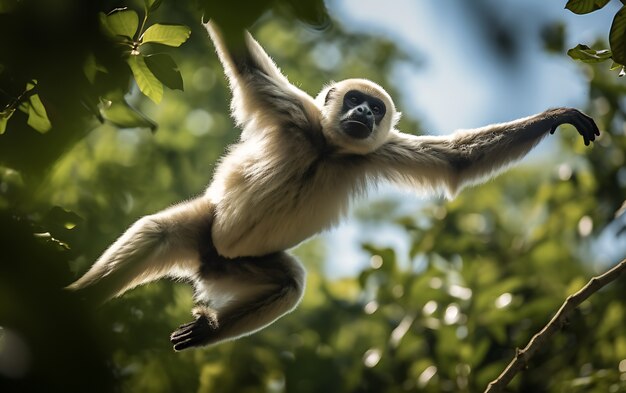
[[484, 257, 626, 393]]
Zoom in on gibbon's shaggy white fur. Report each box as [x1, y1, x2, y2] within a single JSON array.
[[68, 21, 599, 351]]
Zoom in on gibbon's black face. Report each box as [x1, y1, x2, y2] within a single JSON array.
[[340, 90, 387, 139]]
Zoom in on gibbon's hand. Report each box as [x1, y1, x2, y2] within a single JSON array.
[[549, 108, 600, 146]]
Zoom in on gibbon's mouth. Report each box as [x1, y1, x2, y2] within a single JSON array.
[[341, 119, 372, 139]]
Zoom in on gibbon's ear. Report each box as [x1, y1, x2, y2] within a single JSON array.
[[324, 87, 336, 106]]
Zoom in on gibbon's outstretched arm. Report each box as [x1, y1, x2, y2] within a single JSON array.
[[205, 21, 320, 134], [372, 108, 599, 197]]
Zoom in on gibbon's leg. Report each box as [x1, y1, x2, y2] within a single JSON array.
[[67, 198, 214, 304], [170, 248, 306, 351]]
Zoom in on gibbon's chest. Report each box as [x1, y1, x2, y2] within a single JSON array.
[[207, 134, 364, 258]]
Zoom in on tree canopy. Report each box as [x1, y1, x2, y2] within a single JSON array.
[[1, 1, 625, 392]]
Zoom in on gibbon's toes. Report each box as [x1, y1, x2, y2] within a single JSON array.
[[170, 320, 196, 339], [170, 314, 218, 351]]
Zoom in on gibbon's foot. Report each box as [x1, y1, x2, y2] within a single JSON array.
[[170, 310, 218, 351]]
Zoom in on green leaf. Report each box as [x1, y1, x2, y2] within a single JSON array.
[[27, 93, 51, 133], [0, 104, 15, 134], [565, 0, 610, 14], [0, 113, 11, 134], [610, 6, 626, 65], [567, 44, 613, 63], [128, 55, 163, 103], [145, 54, 184, 90], [100, 100, 156, 130], [145, 0, 163, 12], [83, 53, 108, 84], [141, 24, 191, 47], [100, 8, 138, 39], [84, 53, 98, 84]]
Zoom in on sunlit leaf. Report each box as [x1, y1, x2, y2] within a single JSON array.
[[0, 114, 9, 134], [565, 0, 610, 14], [0, 108, 15, 134], [144, 0, 163, 12], [610, 6, 626, 65], [145, 54, 184, 91], [128, 55, 163, 103], [567, 44, 613, 63], [27, 93, 51, 133], [43, 206, 83, 234], [100, 8, 138, 39], [100, 100, 156, 130], [141, 24, 191, 47]]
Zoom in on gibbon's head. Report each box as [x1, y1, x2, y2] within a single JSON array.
[[316, 78, 400, 154]]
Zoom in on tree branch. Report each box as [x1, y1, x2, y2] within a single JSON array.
[[484, 257, 626, 393]]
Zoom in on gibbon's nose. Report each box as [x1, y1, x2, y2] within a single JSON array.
[[341, 102, 375, 139], [355, 103, 373, 118]]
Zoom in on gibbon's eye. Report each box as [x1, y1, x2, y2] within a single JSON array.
[[372, 105, 381, 114], [349, 96, 358, 104]]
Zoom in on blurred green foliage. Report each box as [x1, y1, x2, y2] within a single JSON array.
[[1, 1, 626, 393]]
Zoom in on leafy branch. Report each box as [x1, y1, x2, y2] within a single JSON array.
[[0, 0, 190, 135], [484, 257, 626, 393], [83, 0, 189, 131], [98, 0, 190, 104], [565, 0, 626, 76], [0, 82, 50, 135]]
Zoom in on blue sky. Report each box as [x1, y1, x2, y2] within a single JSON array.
[[315, 0, 620, 277], [330, 0, 617, 131]]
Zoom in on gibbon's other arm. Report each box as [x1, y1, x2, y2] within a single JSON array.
[[204, 21, 320, 134], [371, 108, 599, 197]]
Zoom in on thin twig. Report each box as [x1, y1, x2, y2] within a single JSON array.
[[484, 257, 626, 393], [1, 85, 38, 114]]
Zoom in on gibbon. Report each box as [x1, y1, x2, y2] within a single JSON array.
[[68, 21, 599, 351]]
